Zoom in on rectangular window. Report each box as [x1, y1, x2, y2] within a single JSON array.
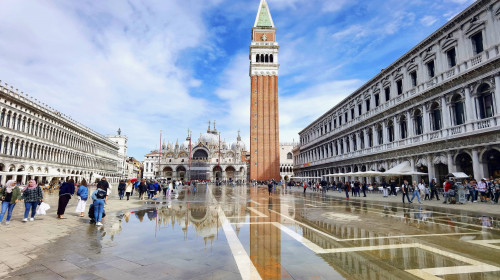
[[410, 71, 417, 87], [365, 99, 370, 112], [471, 32, 484, 55], [358, 104, 362, 116], [415, 116, 423, 135], [375, 94, 380, 106], [334, 119, 337, 128], [447, 48, 457, 67], [384, 87, 390, 101], [426, 61, 435, 78], [339, 117, 342, 126], [345, 112, 348, 122], [396, 80, 403, 95], [350, 109, 355, 120]]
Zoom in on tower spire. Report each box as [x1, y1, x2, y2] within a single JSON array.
[[254, 0, 275, 28]]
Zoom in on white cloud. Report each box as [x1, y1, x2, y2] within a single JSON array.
[[322, 0, 350, 13], [420, 15, 438, 26]]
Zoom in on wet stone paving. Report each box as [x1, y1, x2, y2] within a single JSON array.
[[3, 185, 500, 279]]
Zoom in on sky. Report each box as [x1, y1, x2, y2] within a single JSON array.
[[0, 0, 476, 160]]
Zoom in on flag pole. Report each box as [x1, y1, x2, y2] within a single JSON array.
[[158, 130, 162, 178]]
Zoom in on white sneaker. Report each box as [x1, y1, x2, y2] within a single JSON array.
[[96, 222, 103, 226], [5, 221, 9, 225], [22, 218, 28, 222], [29, 218, 34, 222]]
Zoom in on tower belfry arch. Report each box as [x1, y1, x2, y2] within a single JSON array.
[[249, 0, 280, 181]]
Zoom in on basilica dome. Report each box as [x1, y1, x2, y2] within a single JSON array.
[[180, 140, 191, 150], [200, 132, 219, 146]]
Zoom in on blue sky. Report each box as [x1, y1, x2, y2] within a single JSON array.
[[0, 0, 475, 160]]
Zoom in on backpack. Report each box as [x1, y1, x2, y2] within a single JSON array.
[[95, 189, 106, 200]]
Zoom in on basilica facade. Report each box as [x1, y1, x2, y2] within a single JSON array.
[[143, 122, 247, 182], [295, 0, 500, 184]]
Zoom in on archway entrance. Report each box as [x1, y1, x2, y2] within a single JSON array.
[[176, 166, 186, 181], [435, 163, 449, 186], [455, 152, 473, 177], [213, 166, 222, 182], [483, 149, 500, 178], [225, 166, 236, 181], [163, 167, 173, 180]]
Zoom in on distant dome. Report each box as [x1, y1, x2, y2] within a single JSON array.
[[180, 140, 191, 150], [200, 132, 218, 145]]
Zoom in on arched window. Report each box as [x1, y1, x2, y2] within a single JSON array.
[[260, 54, 264, 63], [400, 116, 407, 139], [287, 152, 292, 159], [256, 54, 260, 63], [414, 110, 423, 135], [430, 103, 442, 131], [387, 121, 394, 142], [270, 54, 274, 63], [477, 84, 494, 119], [6, 113, 11, 128], [265, 54, 269, 63], [0, 111, 4, 127], [377, 125, 383, 145], [451, 94, 465, 125]]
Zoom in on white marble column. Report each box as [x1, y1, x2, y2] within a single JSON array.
[[356, 132, 361, 150], [343, 137, 347, 154], [382, 121, 387, 144], [349, 135, 354, 153], [393, 116, 400, 142], [406, 111, 414, 138], [363, 128, 370, 149], [422, 104, 430, 133], [464, 87, 475, 124], [441, 96, 451, 134], [471, 149, 483, 181], [426, 154, 435, 181], [447, 152, 456, 173], [495, 75, 500, 116]]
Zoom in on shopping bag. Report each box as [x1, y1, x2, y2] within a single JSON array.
[[36, 202, 51, 215]]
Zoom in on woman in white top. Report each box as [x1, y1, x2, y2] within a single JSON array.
[[125, 180, 133, 201]]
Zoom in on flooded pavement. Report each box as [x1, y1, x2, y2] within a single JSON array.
[[5, 185, 500, 279]]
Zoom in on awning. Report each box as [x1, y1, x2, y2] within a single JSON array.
[[383, 162, 427, 176], [446, 172, 469, 179]]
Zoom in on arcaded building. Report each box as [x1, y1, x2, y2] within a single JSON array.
[[295, 0, 500, 184], [249, 0, 280, 181], [0, 82, 122, 185]]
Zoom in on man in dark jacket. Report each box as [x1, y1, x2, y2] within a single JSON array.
[[97, 177, 110, 203]]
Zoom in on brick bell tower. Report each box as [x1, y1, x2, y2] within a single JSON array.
[[249, 0, 280, 181]]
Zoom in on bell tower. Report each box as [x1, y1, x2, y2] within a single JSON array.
[[249, 0, 280, 181]]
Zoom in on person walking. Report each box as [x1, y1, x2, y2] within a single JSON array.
[[382, 180, 388, 197], [118, 180, 126, 200], [57, 179, 75, 219], [430, 178, 440, 200], [361, 181, 367, 197], [303, 181, 307, 194], [139, 179, 147, 200], [410, 181, 422, 204], [21, 179, 43, 222], [75, 179, 89, 217], [91, 185, 107, 226], [401, 180, 411, 204], [268, 180, 273, 196], [344, 181, 350, 199], [125, 180, 133, 201], [0, 180, 21, 225]]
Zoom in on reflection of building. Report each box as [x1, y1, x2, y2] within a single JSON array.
[[249, 0, 280, 181], [0, 82, 122, 185], [295, 0, 500, 184], [279, 143, 296, 180], [143, 121, 247, 181]]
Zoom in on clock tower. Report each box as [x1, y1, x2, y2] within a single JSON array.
[[249, 0, 280, 181]]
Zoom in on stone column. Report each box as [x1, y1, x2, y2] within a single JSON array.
[[471, 149, 483, 181], [406, 111, 414, 138], [393, 115, 400, 142], [356, 132, 361, 150], [464, 86, 475, 125], [426, 154, 435, 181], [364, 128, 370, 149], [441, 96, 451, 136], [447, 152, 456, 173], [343, 137, 347, 154], [382, 121, 387, 144], [410, 157, 417, 183], [495, 75, 500, 117], [422, 104, 430, 133], [349, 135, 354, 153], [370, 89, 376, 110]]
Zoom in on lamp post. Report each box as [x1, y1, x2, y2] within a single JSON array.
[[187, 129, 192, 182]]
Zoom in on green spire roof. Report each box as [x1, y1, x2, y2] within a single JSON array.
[[254, 0, 275, 28]]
